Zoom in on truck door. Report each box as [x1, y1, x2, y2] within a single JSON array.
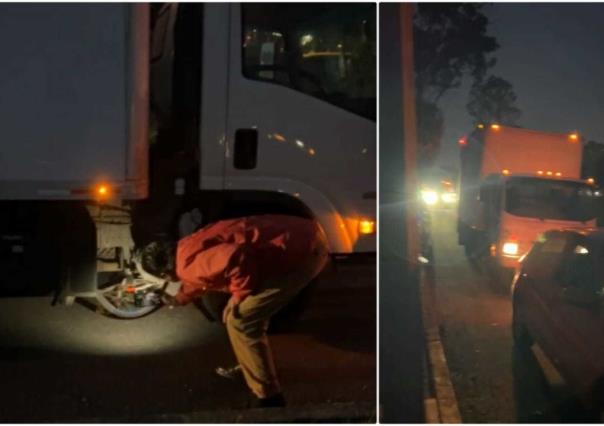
[[209, 4, 376, 253]]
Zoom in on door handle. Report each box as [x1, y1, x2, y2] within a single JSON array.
[[234, 128, 258, 170]]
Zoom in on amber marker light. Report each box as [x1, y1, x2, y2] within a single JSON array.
[[569, 133, 579, 142], [95, 183, 113, 201], [491, 124, 501, 130], [588, 178, 595, 184], [502, 169, 510, 175], [537, 170, 544, 175], [358, 219, 375, 235]]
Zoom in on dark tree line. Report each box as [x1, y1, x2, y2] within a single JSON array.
[[413, 4, 522, 165]]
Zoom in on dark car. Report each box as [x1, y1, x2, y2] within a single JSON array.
[[512, 228, 604, 413]]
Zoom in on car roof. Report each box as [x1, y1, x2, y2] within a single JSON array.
[[503, 174, 589, 185], [544, 227, 604, 245]]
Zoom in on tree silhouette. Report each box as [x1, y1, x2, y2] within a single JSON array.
[[414, 4, 499, 103], [413, 4, 500, 163], [466, 74, 522, 125]]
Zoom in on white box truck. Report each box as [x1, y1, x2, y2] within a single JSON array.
[[0, 4, 376, 317], [458, 124, 597, 271]]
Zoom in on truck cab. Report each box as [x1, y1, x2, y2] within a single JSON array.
[[458, 125, 596, 270], [480, 174, 597, 268], [150, 3, 376, 254]]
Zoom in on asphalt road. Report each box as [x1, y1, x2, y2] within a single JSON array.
[[427, 208, 598, 423], [0, 258, 375, 422]]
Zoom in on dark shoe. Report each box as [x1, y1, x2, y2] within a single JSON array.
[[251, 393, 286, 408]]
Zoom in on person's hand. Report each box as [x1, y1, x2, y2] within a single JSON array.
[[222, 297, 239, 324]]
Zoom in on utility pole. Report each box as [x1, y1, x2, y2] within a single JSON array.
[[400, 3, 419, 270], [380, 4, 424, 422]]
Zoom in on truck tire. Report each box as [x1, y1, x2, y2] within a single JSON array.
[[464, 229, 490, 260], [496, 266, 516, 293], [269, 277, 318, 333]]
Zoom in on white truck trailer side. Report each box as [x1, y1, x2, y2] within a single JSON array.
[[0, 4, 376, 317]]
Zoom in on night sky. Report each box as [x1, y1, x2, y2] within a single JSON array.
[[438, 3, 604, 170]]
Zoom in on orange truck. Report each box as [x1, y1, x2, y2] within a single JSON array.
[[457, 124, 598, 270]]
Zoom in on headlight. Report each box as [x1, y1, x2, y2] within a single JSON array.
[[441, 192, 458, 203], [502, 242, 519, 256], [420, 190, 438, 205]]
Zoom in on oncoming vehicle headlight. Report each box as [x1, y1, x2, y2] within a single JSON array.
[[420, 190, 438, 205], [502, 242, 519, 256], [441, 192, 458, 203]]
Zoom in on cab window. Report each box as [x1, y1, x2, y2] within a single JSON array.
[[524, 233, 568, 279], [241, 4, 376, 120], [560, 243, 598, 293]]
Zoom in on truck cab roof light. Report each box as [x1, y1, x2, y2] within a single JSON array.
[[491, 124, 501, 130], [477, 124, 485, 129]]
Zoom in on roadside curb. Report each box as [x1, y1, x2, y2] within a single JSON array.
[[421, 265, 462, 423], [80, 401, 376, 423]]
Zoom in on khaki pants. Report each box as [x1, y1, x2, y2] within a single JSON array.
[[225, 230, 329, 398]]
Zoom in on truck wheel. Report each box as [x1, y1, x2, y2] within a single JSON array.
[[269, 277, 318, 333], [195, 292, 229, 322], [496, 266, 515, 293]]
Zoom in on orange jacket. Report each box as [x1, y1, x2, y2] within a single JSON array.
[[175, 215, 323, 304]]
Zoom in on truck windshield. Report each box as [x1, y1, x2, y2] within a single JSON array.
[[505, 177, 597, 222]]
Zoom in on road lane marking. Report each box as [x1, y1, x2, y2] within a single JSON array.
[[532, 344, 565, 388]]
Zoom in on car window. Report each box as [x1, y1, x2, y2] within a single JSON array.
[[524, 233, 568, 279], [560, 245, 598, 293], [541, 234, 567, 254]]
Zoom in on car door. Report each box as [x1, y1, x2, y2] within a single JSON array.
[[520, 232, 571, 357], [547, 239, 604, 395]]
